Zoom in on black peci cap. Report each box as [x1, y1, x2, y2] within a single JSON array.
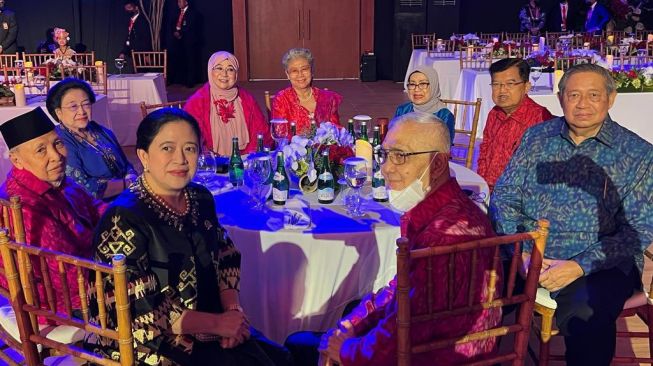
[[0, 107, 55, 149]]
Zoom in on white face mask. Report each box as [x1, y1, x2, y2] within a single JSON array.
[[388, 153, 437, 213]]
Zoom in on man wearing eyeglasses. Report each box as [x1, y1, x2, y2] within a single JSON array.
[[490, 64, 653, 365], [299, 112, 501, 366], [477, 58, 554, 191]]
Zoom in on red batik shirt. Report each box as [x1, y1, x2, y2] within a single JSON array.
[[271, 86, 343, 135], [0, 168, 106, 322], [477, 95, 554, 190], [338, 178, 502, 366]]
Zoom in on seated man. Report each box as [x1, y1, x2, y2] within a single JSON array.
[[490, 64, 653, 365], [477, 58, 554, 191], [285, 112, 501, 366], [0, 107, 106, 318]]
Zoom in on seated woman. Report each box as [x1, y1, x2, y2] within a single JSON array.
[[184, 51, 273, 156], [47, 78, 137, 199], [87, 108, 291, 365], [53, 27, 75, 60], [395, 66, 455, 145], [272, 48, 342, 135]]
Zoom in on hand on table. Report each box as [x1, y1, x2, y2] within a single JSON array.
[[539, 259, 584, 292]]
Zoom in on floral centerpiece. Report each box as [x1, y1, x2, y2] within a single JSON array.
[[450, 33, 480, 47], [0, 84, 14, 106], [282, 122, 354, 192], [526, 49, 556, 71], [611, 66, 653, 92], [43, 58, 83, 80]]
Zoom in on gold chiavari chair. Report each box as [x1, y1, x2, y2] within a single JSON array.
[[427, 39, 458, 58], [479, 33, 501, 44], [21, 53, 51, 67], [0, 53, 19, 68], [459, 46, 493, 71], [606, 30, 626, 45], [503, 32, 533, 46], [554, 55, 596, 71], [394, 221, 549, 366], [442, 98, 482, 169], [63, 64, 108, 95], [264, 90, 276, 118], [132, 50, 167, 80], [636, 29, 653, 40], [1, 66, 51, 95], [545, 31, 569, 47], [411, 33, 436, 50], [70, 51, 95, 66], [140, 100, 186, 118], [0, 231, 134, 366]]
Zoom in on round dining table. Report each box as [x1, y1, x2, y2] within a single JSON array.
[[207, 162, 489, 343]]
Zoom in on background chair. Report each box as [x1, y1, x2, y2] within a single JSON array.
[[70, 51, 95, 66], [0, 231, 134, 366], [554, 55, 596, 71], [441, 98, 482, 169], [503, 32, 533, 46], [21, 53, 51, 67], [531, 249, 653, 365], [459, 46, 493, 71], [264, 90, 275, 118], [1, 66, 51, 95], [131, 50, 167, 80], [396, 219, 549, 366], [63, 64, 108, 95], [411, 33, 436, 51], [140, 100, 187, 118], [0, 53, 19, 68], [427, 39, 457, 58]]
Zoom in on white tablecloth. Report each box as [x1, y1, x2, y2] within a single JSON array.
[[107, 73, 167, 146], [405, 50, 461, 100], [0, 95, 110, 183], [213, 162, 488, 343]]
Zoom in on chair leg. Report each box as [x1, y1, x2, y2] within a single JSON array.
[[535, 305, 556, 366]]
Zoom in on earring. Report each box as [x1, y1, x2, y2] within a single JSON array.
[[143, 165, 149, 172]]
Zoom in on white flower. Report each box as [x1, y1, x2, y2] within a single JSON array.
[[307, 168, 317, 183]]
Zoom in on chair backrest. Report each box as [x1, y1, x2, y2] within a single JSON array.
[[264, 90, 275, 117], [58, 64, 108, 95], [131, 50, 167, 80], [139, 100, 187, 118], [554, 55, 596, 71], [21, 53, 51, 67], [396, 219, 549, 366], [0, 231, 134, 366], [427, 39, 458, 58], [503, 32, 532, 45], [459, 46, 493, 71], [0, 53, 19, 68], [1, 66, 51, 95], [545, 31, 569, 47], [479, 33, 501, 43], [412, 34, 436, 50], [70, 51, 95, 66], [441, 98, 482, 169]]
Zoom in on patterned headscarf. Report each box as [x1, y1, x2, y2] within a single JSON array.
[[207, 51, 248, 156]]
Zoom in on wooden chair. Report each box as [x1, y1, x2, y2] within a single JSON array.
[[0, 53, 19, 68], [140, 100, 186, 118], [0, 231, 134, 366], [1, 66, 51, 95], [70, 51, 95, 66], [459, 46, 493, 70], [554, 56, 595, 71], [21, 53, 51, 67], [479, 33, 501, 44], [605, 30, 626, 45], [264, 90, 275, 117], [63, 64, 108, 95], [427, 39, 458, 58], [131, 50, 167, 80], [441, 98, 482, 169], [530, 248, 653, 365], [411, 33, 436, 50], [396, 219, 550, 366], [503, 32, 533, 46], [545, 31, 569, 47]]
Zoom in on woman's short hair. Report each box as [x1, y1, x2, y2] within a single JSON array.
[[45, 78, 96, 122], [489, 58, 531, 82], [282, 48, 314, 71], [558, 63, 616, 95], [136, 108, 202, 151]]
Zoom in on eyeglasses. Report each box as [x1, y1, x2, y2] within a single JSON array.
[[407, 82, 430, 90], [489, 81, 525, 90], [376, 148, 439, 165], [212, 66, 237, 74], [61, 102, 92, 112]]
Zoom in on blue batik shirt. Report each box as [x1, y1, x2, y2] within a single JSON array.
[[490, 116, 653, 276]]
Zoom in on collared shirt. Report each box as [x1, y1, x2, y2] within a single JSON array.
[[478, 95, 554, 190], [490, 116, 653, 276], [0, 168, 106, 321], [339, 179, 501, 366]]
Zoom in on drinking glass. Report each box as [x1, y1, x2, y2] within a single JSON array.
[[196, 150, 217, 183], [245, 153, 272, 210], [33, 75, 46, 95], [270, 119, 289, 150], [343, 157, 368, 217], [530, 67, 542, 91], [114, 58, 126, 75]]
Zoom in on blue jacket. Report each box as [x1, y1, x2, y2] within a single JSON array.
[[395, 102, 456, 145]]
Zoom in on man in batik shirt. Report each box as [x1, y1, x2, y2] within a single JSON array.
[[0, 107, 105, 317], [286, 112, 501, 366], [490, 63, 653, 365]]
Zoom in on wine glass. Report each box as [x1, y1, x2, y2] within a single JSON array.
[[196, 150, 217, 184], [343, 157, 368, 217], [530, 67, 542, 92], [245, 153, 272, 210], [114, 58, 126, 75], [33, 75, 46, 95], [270, 119, 289, 150]]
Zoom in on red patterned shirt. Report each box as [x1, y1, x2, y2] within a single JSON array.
[[339, 178, 501, 366], [272, 86, 343, 135], [477, 95, 554, 190], [0, 168, 106, 321]]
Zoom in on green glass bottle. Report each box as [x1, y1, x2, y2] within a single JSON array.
[[371, 126, 388, 202], [256, 134, 264, 152], [290, 122, 297, 137], [228, 137, 244, 186], [272, 152, 289, 205], [347, 118, 355, 137], [317, 151, 335, 204], [359, 121, 369, 142]]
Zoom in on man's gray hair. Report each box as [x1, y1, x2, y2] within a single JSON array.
[[282, 48, 314, 71], [558, 63, 616, 95], [389, 112, 451, 153]]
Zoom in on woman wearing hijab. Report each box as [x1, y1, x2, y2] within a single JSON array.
[[184, 51, 273, 156], [395, 66, 455, 145]]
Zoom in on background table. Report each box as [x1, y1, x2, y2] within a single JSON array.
[[106, 73, 167, 146], [0, 96, 110, 183], [405, 50, 461, 100], [211, 162, 489, 343]]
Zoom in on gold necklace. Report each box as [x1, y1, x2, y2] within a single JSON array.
[[141, 175, 190, 217]]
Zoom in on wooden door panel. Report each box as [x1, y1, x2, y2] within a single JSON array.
[[248, 0, 303, 79], [304, 0, 361, 79]]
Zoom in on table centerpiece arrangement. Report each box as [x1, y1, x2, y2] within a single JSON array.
[[0, 85, 15, 106], [611, 66, 653, 92]]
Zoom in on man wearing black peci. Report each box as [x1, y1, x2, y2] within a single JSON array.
[[0, 0, 18, 55], [118, 0, 151, 73]]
